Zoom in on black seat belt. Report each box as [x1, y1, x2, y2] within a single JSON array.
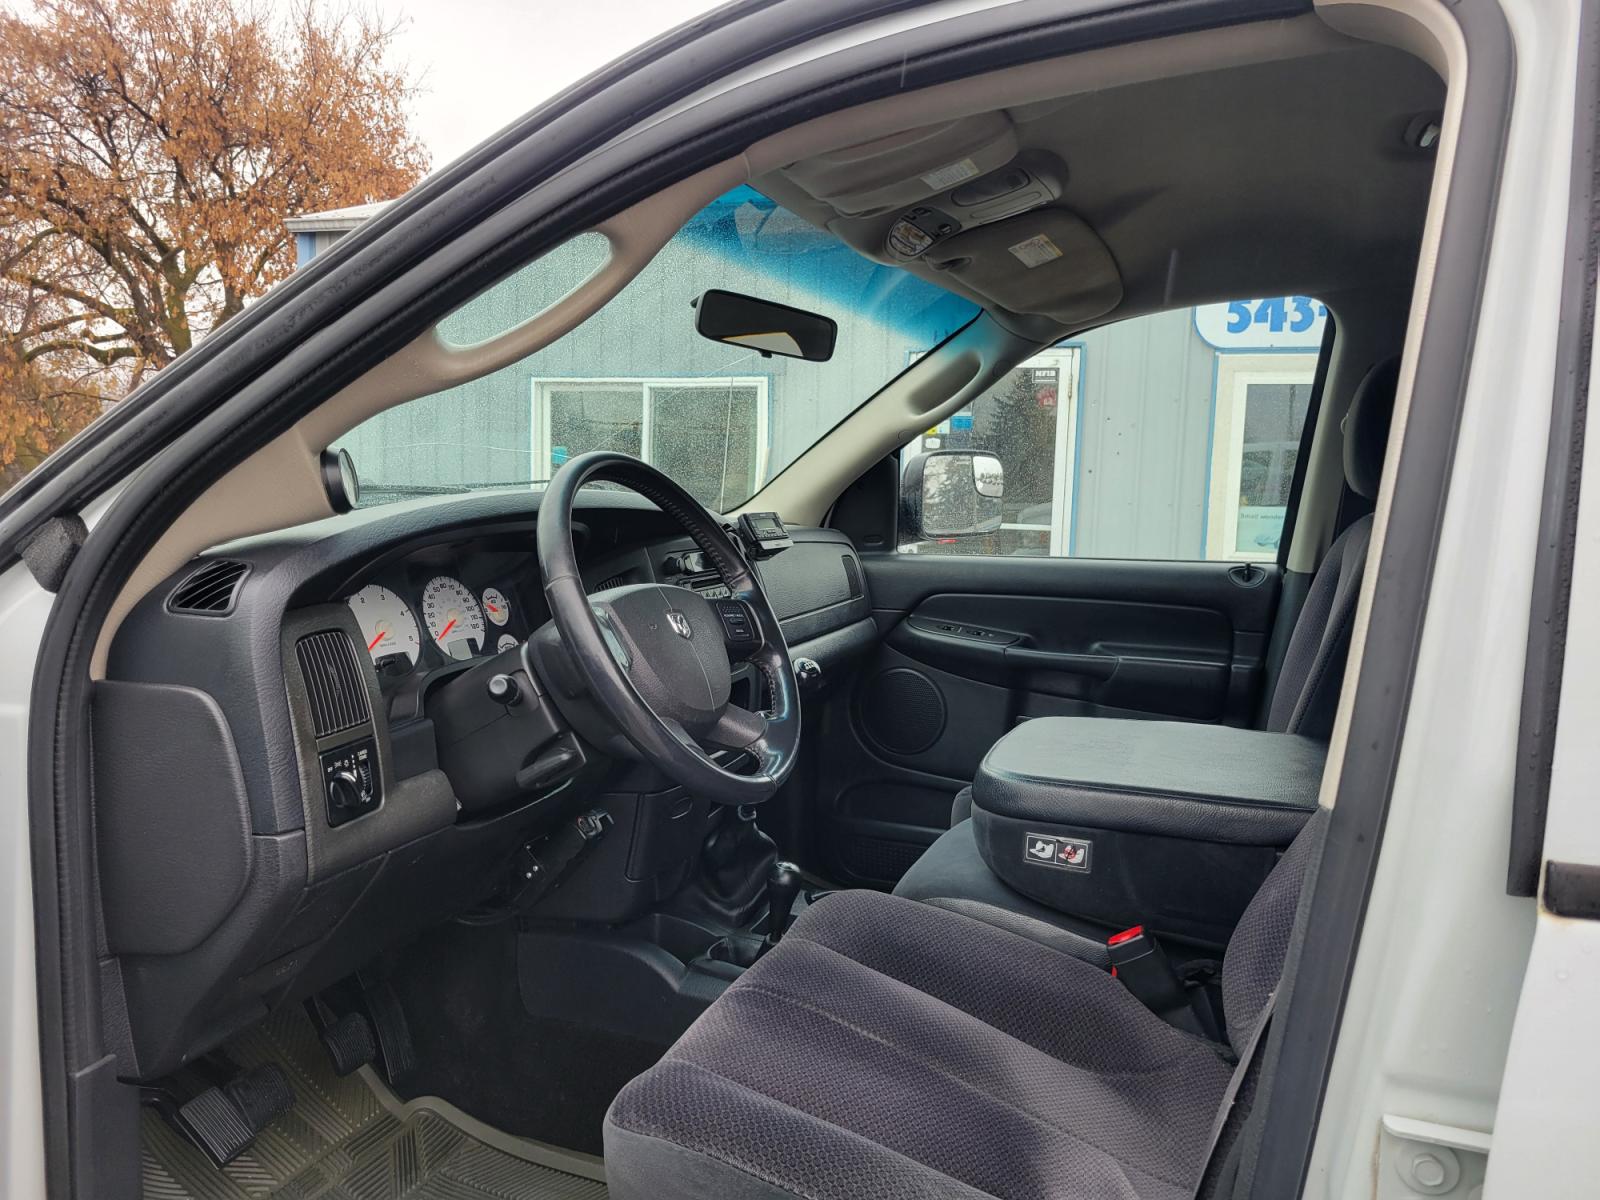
[[1192, 991, 1275, 1198]]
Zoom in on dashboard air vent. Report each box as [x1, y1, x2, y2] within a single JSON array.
[[842, 554, 864, 600], [167, 559, 249, 615], [596, 573, 630, 591], [295, 631, 372, 738]]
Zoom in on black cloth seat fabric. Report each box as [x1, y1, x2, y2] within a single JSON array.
[[605, 812, 1324, 1200], [1264, 354, 1397, 739]]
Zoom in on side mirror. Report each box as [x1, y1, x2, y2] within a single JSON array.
[[901, 450, 1005, 538], [693, 289, 837, 361]]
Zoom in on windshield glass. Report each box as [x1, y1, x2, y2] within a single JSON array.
[[334, 186, 979, 510]]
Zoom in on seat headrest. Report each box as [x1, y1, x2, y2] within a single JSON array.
[[1342, 356, 1401, 501]]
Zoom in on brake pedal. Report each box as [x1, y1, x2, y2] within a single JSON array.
[[319, 1010, 377, 1076], [175, 1064, 294, 1166]]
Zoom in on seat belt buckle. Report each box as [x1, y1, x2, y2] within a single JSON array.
[[1106, 925, 1189, 1016]]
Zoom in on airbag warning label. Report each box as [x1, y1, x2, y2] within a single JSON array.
[[1023, 832, 1091, 873], [1008, 233, 1063, 269]]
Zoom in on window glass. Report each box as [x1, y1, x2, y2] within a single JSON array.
[[336, 186, 977, 510], [899, 298, 1325, 561]]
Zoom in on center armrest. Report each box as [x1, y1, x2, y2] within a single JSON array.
[[975, 718, 1325, 846], [969, 718, 1328, 945]]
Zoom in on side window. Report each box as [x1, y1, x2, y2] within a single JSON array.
[[899, 297, 1325, 561]]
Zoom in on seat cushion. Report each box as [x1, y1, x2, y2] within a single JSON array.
[[894, 819, 1112, 967], [605, 889, 1235, 1200]]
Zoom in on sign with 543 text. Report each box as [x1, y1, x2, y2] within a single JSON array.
[[1193, 297, 1328, 351]]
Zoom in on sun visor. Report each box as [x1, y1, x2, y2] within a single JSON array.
[[783, 112, 1019, 217], [924, 209, 1122, 324]]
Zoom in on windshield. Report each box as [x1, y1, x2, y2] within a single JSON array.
[[334, 186, 979, 510]]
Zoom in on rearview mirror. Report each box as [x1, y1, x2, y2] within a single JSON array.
[[693, 289, 837, 361], [901, 450, 1005, 538]]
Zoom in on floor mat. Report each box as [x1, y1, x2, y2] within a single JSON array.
[[386, 922, 666, 1157], [141, 1006, 606, 1199]]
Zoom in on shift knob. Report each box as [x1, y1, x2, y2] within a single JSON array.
[[764, 861, 803, 946]]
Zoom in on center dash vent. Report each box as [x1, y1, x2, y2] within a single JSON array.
[[842, 554, 864, 600], [295, 631, 372, 738], [167, 559, 249, 615]]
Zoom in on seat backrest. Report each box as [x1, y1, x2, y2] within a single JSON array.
[[1265, 357, 1399, 739], [1219, 807, 1329, 1049]]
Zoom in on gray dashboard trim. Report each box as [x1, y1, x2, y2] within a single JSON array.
[[280, 605, 458, 882]]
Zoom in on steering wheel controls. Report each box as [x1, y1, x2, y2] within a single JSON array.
[[715, 599, 758, 647]]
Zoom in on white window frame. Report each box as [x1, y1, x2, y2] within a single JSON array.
[[530, 377, 771, 497], [1206, 353, 1319, 562]]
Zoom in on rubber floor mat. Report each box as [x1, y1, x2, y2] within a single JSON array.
[[141, 1006, 606, 1199]]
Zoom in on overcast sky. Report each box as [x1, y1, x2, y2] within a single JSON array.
[[370, 0, 727, 173]]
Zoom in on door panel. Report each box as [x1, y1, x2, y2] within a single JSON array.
[[812, 551, 1280, 886]]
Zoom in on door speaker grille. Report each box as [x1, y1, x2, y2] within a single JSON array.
[[860, 668, 945, 756]]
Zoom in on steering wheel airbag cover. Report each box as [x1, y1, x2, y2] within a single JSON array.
[[536, 451, 800, 804]]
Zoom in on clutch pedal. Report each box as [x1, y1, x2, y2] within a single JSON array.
[[171, 1063, 295, 1166]]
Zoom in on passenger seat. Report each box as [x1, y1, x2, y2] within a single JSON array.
[[899, 356, 1399, 934]]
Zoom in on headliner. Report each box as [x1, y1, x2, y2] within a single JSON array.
[[756, 40, 1444, 334]]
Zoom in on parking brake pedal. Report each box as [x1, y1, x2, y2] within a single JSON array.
[[175, 1064, 294, 1166]]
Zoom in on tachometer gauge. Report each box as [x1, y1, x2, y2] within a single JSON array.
[[482, 586, 511, 627], [421, 576, 486, 659], [346, 585, 421, 666]]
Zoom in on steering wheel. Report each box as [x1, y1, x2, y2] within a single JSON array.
[[535, 451, 801, 805]]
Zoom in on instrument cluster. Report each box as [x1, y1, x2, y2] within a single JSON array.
[[343, 553, 536, 680]]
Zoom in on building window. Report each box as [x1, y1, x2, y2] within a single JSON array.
[[1206, 355, 1318, 561], [531, 377, 769, 512]]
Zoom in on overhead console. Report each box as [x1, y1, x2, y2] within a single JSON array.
[[968, 718, 1326, 946], [767, 111, 1122, 323]]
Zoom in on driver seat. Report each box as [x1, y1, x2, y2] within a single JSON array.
[[603, 808, 1325, 1200]]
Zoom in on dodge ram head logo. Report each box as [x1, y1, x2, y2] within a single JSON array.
[[666, 611, 693, 639]]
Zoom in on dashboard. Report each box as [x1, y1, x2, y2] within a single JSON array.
[[91, 487, 877, 1081]]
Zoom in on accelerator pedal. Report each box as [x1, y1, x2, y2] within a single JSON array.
[[175, 1064, 295, 1167], [359, 970, 417, 1085]]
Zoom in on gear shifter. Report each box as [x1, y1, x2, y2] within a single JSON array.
[[763, 861, 803, 947]]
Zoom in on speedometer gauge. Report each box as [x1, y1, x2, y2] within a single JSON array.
[[421, 576, 486, 659], [346, 585, 421, 666]]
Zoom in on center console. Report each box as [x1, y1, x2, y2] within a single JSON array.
[[969, 718, 1326, 945]]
